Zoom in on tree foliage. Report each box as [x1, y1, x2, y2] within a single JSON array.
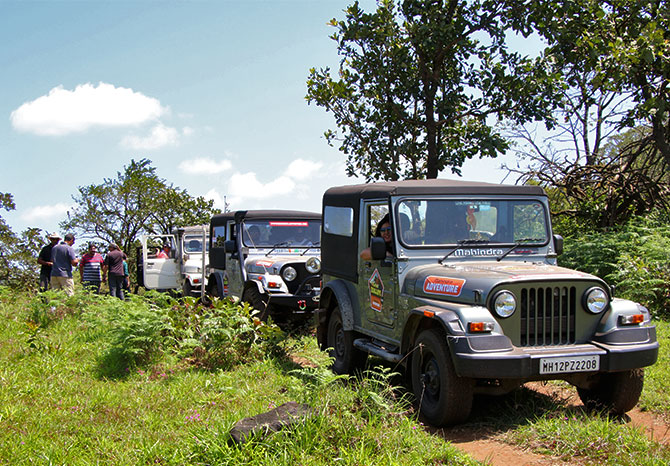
[[506, 0, 670, 229], [306, 0, 560, 181], [0, 193, 43, 289], [61, 159, 220, 255]]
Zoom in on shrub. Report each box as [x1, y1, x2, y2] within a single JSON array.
[[97, 296, 175, 378], [560, 215, 670, 319], [172, 297, 284, 370]]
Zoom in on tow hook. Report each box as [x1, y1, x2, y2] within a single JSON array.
[[298, 300, 307, 310]]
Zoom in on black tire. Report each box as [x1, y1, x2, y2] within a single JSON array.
[[577, 369, 644, 415], [182, 280, 193, 297], [242, 286, 270, 321], [327, 306, 367, 375], [411, 328, 473, 426], [201, 280, 218, 306]]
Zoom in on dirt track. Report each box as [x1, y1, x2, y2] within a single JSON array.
[[431, 382, 670, 466]]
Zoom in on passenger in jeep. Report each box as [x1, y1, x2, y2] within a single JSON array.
[[360, 213, 394, 260]]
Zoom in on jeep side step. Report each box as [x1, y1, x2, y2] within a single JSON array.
[[353, 338, 403, 363]]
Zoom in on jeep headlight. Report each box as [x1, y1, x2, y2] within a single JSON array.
[[493, 291, 516, 318], [282, 266, 297, 282], [305, 257, 321, 274], [584, 287, 608, 314]]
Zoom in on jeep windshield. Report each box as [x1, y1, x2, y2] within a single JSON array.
[[183, 235, 209, 253], [396, 198, 549, 248], [241, 220, 322, 248]]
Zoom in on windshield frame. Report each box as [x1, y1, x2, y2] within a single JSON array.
[[393, 196, 551, 250], [240, 219, 322, 249]]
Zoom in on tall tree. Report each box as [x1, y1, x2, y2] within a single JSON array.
[[505, 0, 670, 229], [306, 0, 559, 181], [61, 159, 220, 254], [0, 193, 43, 289]]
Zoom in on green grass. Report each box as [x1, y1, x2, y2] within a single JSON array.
[[2, 287, 669, 465], [0, 289, 476, 465]]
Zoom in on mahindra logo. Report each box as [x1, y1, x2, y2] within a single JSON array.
[[423, 276, 466, 297]]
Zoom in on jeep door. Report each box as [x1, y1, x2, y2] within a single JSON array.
[[142, 234, 180, 290], [358, 201, 397, 329], [226, 220, 244, 299]]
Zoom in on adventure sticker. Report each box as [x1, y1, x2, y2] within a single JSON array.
[[255, 259, 275, 268], [368, 268, 384, 312], [423, 276, 466, 297]]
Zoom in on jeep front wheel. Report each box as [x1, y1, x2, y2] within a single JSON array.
[[577, 369, 644, 415], [243, 286, 270, 321], [327, 306, 367, 374], [411, 328, 473, 426]]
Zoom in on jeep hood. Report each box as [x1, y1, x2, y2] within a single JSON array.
[[405, 261, 605, 304], [245, 253, 319, 274]]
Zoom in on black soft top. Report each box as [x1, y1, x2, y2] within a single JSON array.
[[211, 210, 320, 227], [321, 179, 546, 282], [324, 179, 545, 206]]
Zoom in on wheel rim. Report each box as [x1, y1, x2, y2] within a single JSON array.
[[420, 354, 441, 401]]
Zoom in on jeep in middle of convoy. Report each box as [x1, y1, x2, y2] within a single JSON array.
[[206, 210, 322, 320]]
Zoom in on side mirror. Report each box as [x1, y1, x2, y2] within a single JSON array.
[[224, 240, 237, 253], [553, 234, 564, 256], [370, 237, 387, 260]]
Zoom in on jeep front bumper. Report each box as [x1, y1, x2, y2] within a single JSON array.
[[267, 293, 320, 313], [449, 327, 658, 379]]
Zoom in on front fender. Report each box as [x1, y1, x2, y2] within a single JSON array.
[[320, 279, 360, 331]]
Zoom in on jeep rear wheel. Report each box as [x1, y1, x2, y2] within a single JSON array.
[[182, 280, 193, 297], [411, 328, 473, 426], [327, 306, 367, 375], [577, 369, 644, 415], [243, 286, 270, 321]]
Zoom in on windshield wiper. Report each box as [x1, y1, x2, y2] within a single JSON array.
[[439, 239, 490, 264], [496, 238, 544, 262], [301, 241, 321, 255], [266, 241, 289, 256]]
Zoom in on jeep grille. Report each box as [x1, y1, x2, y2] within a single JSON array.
[[520, 286, 577, 346]]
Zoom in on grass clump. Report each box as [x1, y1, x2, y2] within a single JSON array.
[[505, 410, 670, 465]]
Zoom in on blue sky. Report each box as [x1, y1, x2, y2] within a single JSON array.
[[1, 0, 527, 237]]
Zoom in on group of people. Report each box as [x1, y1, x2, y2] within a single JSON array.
[[38, 233, 129, 299]]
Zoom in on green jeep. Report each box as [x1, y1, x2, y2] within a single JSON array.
[[316, 179, 658, 426]]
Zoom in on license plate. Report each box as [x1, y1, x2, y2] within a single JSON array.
[[539, 355, 599, 374]]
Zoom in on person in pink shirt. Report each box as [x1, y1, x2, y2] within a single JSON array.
[[79, 244, 104, 293]]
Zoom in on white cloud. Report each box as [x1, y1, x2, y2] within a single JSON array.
[[19, 203, 71, 222], [178, 157, 232, 175], [120, 123, 179, 150], [229, 172, 296, 200], [182, 126, 195, 136], [283, 158, 323, 181], [10, 82, 167, 136]]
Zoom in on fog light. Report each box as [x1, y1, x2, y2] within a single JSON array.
[[619, 314, 644, 325], [468, 322, 494, 333]]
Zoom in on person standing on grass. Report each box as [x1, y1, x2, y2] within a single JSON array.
[[79, 244, 104, 293], [50, 233, 79, 296], [103, 243, 127, 300], [37, 232, 61, 291]]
